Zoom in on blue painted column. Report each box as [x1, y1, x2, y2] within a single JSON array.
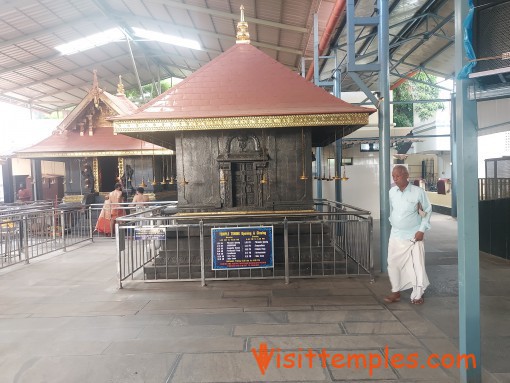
[[455, 1, 481, 381], [450, 93, 458, 218], [378, 0, 391, 273]]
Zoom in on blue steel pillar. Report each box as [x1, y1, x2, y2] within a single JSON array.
[[335, 140, 342, 203], [333, 63, 343, 204], [378, 0, 391, 273], [455, 1, 481, 381], [450, 93, 457, 218]]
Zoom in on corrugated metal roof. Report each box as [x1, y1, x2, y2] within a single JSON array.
[[0, 0, 456, 113]]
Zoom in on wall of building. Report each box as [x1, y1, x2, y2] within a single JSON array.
[[176, 128, 313, 211]]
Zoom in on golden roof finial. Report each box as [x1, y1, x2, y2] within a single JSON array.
[[236, 5, 250, 44], [91, 69, 103, 109], [116, 75, 125, 96]]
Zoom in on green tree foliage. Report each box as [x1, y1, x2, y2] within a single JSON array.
[[125, 79, 173, 104], [393, 72, 444, 127]]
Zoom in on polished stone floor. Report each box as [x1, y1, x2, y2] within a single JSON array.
[[0, 213, 508, 382]]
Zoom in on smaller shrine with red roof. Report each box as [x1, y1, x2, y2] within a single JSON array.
[[113, 7, 374, 212], [16, 71, 175, 203]]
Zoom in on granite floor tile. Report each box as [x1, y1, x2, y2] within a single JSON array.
[[271, 295, 379, 306], [1, 353, 177, 383], [138, 324, 232, 339], [248, 334, 422, 351], [343, 321, 409, 335], [142, 297, 268, 311], [493, 373, 510, 383], [104, 336, 245, 354], [234, 323, 343, 336], [327, 350, 399, 381], [170, 311, 287, 325], [287, 309, 397, 323], [170, 352, 328, 382]]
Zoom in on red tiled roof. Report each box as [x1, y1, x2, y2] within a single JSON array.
[[16, 74, 169, 156], [16, 126, 166, 155], [118, 44, 373, 120]]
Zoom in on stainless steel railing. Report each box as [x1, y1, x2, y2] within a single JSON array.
[[115, 200, 373, 288], [479, 178, 510, 200], [0, 204, 93, 270], [89, 201, 176, 238]]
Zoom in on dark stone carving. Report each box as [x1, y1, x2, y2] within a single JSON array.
[[177, 129, 313, 213]]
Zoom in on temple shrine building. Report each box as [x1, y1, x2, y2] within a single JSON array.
[[15, 72, 176, 204], [112, 12, 374, 213]]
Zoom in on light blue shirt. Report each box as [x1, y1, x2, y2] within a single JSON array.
[[389, 183, 432, 240]]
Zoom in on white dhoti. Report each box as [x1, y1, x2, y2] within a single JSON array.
[[388, 238, 429, 301]]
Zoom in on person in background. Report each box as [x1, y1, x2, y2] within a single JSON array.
[[384, 165, 432, 305], [131, 187, 149, 213], [17, 184, 31, 202], [94, 183, 125, 235], [132, 187, 149, 204]]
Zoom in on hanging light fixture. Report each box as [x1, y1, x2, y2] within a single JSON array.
[[260, 129, 268, 185], [151, 144, 158, 186], [321, 146, 328, 181], [340, 165, 349, 181], [161, 154, 166, 185], [167, 153, 174, 184], [139, 138, 147, 188], [129, 159, 133, 184], [333, 132, 342, 181], [180, 132, 188, 185], [299, 127, 308, 180]]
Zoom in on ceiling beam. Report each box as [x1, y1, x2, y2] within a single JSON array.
[[0, 0, 41, 16], [139, 0, 308, 33], [4, 48, 204, 94], [0, 52, 62, 77], [0, 93, 56, 114], [119, 13, 303, 55], [28, 64, 192, 101], [0, 14, 107, 50]]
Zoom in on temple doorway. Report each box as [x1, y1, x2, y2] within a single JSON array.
[[98, 157, 117, 192], [232, 162, 255, 208]]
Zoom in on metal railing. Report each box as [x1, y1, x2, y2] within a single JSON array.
[[0, 204, 93, 270], [479, 178, 510, 200], [89, 201, 174, 238], [115, 200, 373, 288]]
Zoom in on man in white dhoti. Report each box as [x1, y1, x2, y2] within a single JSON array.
[[384, 165, 432, 305]]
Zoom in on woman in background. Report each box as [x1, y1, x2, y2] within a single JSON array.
[[95, 183, 126, 235]]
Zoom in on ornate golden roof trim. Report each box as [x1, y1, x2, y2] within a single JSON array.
[[113, 113, 370, 133], [16, 149, 174, 159]]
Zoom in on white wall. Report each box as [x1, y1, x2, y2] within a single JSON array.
[[477, 98, 510, 136], [314, 164, 381, 219], [12, 158, 65, 176]]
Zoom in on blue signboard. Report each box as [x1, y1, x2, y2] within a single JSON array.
[[211, 226, 274, 270]]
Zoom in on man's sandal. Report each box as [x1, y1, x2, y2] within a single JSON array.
[[384, 292, 401, 303], [411, 297, 425, 305]]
